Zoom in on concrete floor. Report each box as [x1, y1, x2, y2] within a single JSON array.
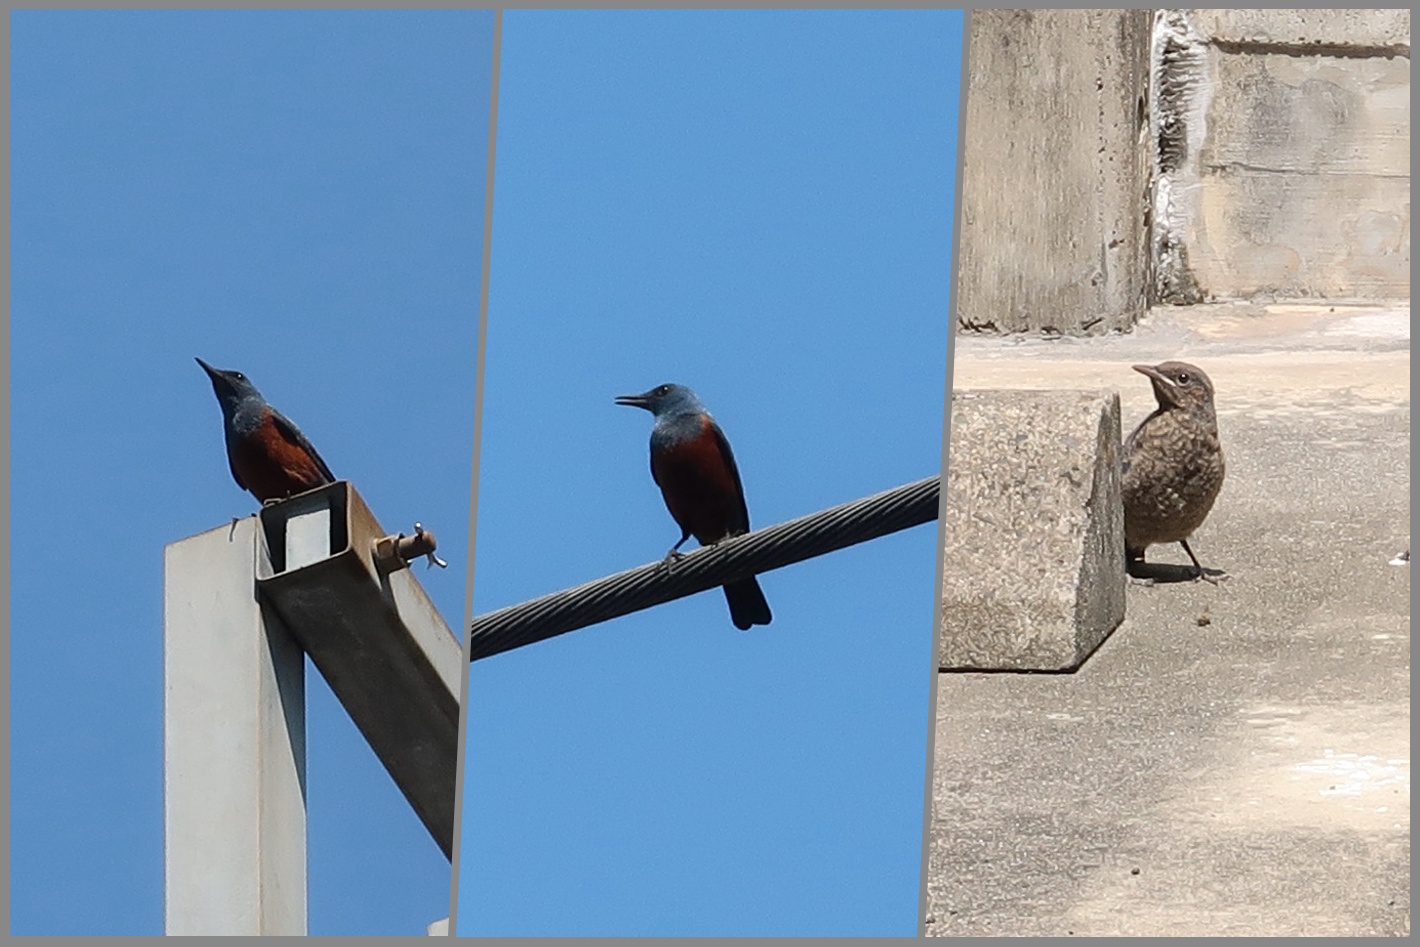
[[927, 303, 1410, 936]]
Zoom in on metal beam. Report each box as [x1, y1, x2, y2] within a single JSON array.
[[164, 516, 307, 935], [254, 482, 462, 860]]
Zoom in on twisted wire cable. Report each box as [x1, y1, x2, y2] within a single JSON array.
[[468, 475, 941, 661]]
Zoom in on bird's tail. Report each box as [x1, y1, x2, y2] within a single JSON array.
[[723, 577, 772, 631]]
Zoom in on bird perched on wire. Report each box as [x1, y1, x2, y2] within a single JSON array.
[[197, 358, 336, 505], [616, 383, 772, 631], [1121, 360, 1226, 582]]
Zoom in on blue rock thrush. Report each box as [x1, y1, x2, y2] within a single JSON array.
[[616, 383, 773, 631], [197, 358, 336, 504]]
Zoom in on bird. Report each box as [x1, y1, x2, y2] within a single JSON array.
[[196, 358, 336, 505], [1121, 360, 1226, 582], [615, 383, 772, 631]]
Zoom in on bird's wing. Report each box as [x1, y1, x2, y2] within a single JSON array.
[[269, 409, 337, 483], [226, 451, 248, 491], [707, 418, 752, 533]]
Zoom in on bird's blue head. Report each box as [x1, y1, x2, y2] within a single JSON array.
[[196, 357, 266, 418], [614, 383, 707, 419]]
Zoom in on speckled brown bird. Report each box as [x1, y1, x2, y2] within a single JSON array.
[[1121, 361, 1226, 582]]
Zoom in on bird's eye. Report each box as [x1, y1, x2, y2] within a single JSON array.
[[655, 385, 671, 396], [234, 373, 246, 382], [1177, 372, 1190, 384]]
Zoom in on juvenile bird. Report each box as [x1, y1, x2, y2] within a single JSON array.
[[1121, 360, 1226, 582], [197, 358, 336, 505], [616, 383, 772, 631]]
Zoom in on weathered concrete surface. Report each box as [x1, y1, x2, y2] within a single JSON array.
[[1189, 8, 1411, 50], [957, 10, 1152, 336], [939, 390, 1125, 671], [1154, 10, 1411, 302], [927, 303, 1409, 936]]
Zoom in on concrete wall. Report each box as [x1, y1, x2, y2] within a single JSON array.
[[958, 9, 1410, 335], [1154, 9, 1411, 303], [955, 10, 1154, 336]]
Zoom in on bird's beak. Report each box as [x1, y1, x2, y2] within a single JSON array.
[[195, 357, 218, 379], [1133, 364, 1181, 406], [615, 392, 652, 410]]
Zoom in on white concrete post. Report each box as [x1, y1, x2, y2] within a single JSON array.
[[163, 516, 307, 935]]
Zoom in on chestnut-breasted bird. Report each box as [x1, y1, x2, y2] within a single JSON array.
[[616, 383, 772, 630], [197, 358, 335, 505]]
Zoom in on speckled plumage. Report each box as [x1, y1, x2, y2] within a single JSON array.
[[1121, 361, 1225, 579]]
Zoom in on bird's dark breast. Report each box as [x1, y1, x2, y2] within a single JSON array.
[[651, 430, 747, 544], [229, 411, 333, 502]]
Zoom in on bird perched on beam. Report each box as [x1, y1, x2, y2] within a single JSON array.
[[197, 358, 336, 505], [616, 383, 772, 631], [1121, 360, 1226, 582]]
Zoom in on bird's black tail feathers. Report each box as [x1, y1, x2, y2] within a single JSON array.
[[723, 577, 772, 631]]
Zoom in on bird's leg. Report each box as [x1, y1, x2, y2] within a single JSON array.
[[662, 530, 692, 569], [1125, 546, 1155, 585], [1180, 539, 1227, 584]]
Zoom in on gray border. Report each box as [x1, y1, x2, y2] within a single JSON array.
[[917, 10, 971, 936], [2, 9, 11, 939], [450, 7, 504, 938]]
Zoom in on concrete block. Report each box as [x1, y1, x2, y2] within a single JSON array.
[[957, 10, 1153, 336], [939, 390, 1125, 671]]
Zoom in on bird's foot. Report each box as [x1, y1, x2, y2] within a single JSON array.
[[661, 549, 685, 571], [1127, 574, 1157, 587], [1194, 568, 1230, 585]]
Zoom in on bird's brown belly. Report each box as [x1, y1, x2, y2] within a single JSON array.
[[1122, 430, 1224, 546], [652, 440, 745, 544], [231, 421, 331, 502]]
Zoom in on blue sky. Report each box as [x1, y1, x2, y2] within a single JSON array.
[[10, 11, 493, 935], [458, 10, 962, 937]]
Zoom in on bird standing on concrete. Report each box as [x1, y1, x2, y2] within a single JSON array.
[[197, 358, 336, 505], [616, 383, 773, 630], [1121, 361, 1226, 582]]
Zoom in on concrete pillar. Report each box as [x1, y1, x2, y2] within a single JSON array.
[[956, 9, 1154, 336], [163, 516, 307, 935]]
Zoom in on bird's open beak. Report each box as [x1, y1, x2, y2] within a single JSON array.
[[615, 392, 652, 410]]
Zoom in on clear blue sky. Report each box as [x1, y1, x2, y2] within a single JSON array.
[[10, 11, 493, 935], [458, 10, 962, 936]]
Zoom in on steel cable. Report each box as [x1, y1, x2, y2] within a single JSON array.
[[468, 475, 941, 661]]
